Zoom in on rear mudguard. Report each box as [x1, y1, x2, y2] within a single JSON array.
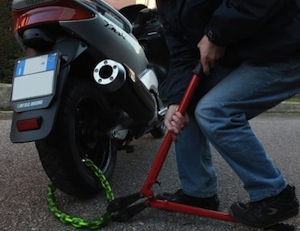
[[10, 39, 86, 143]]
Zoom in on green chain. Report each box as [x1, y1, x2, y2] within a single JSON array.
[[46, 159, 115, 230]]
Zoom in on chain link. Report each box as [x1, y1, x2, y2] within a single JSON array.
[[46, 158, 115, 229]]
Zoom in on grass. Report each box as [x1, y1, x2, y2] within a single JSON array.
[[285, 97, 300, 104]]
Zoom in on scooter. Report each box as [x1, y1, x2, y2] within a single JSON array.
[[10, 0, 170, 198]]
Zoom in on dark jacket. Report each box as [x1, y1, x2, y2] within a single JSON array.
[[157, 0, 300, 106]]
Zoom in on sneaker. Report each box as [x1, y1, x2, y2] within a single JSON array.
[[156, 189, 220, 211], [229, 185, 299, 228]]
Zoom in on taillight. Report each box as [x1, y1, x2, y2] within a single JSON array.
[[17, 117, 42, 132], [13, 1, 95, 32]]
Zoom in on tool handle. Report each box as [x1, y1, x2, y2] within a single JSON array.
[[177, 62, 204, 114], [140, 62, 204, 197]]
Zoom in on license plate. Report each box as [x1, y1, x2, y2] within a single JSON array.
[[12, 52, 59, 102]]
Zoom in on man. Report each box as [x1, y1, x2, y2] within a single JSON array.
[[156, 0, 300, 228]]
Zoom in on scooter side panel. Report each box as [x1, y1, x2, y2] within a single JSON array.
[[59, 13, 148, 75]]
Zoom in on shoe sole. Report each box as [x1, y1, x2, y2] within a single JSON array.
[[229, 207, 299, 228]]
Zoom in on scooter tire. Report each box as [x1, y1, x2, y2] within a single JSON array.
[[36, 77, 118, 198]]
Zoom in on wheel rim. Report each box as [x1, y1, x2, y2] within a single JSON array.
[[74, 96, 113, 175]]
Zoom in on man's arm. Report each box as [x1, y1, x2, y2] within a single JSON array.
[[204, 0, 286, 46], [198, 0, 285, 75]]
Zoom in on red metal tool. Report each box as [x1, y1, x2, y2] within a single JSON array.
[[138, 62, 236, 223], [107, 63, 294, 231]]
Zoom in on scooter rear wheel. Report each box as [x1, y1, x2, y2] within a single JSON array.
[[36, 77, 118, 198]]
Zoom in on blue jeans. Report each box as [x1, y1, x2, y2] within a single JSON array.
[[175, 56, 300, 202]]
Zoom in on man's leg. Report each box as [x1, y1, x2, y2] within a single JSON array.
[[175, 114, 217, 198], [195, 57, 300, 227], [157, 114, 220, 210], [156, 63, 237, 210]]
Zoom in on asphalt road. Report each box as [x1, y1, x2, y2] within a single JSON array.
[[1, 113, 300, 231]]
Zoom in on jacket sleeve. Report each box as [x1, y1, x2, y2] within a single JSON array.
[[156, 0, 200, 106], [159, 32, 199, 106], [205, 0, 286, 46]]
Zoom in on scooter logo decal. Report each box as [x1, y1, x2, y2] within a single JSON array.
[[104, 20, 126, 39], [16, 100, 44, 109]]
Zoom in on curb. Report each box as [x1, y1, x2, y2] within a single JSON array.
[[267, 102, 300, 114], [0, 83, 12, 111], [0, 111, 13, 120]]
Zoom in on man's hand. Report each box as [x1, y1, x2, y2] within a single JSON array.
[[164, 105, 189, 142], [197, 35, 225, 75]]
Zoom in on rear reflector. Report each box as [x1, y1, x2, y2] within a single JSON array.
[[17, 117, 42, 132]]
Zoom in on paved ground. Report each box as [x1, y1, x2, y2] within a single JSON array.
[[1, 113, 300, 231]]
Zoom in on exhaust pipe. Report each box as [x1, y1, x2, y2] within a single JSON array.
[[93, 59, 156, 123]]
